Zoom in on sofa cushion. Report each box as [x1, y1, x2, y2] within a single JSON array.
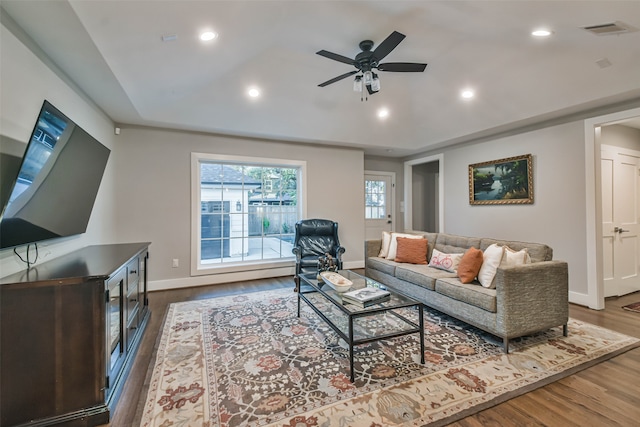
[[396, 264, 457, 291], [480, 238, 552, 263], [435, 277, 497, 313], [434, 233, 481, 255], [367, 257, 398, 276], [457, 247, 484, 284], [394, 237, 428, 264]]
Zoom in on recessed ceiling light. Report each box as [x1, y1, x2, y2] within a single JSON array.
[[532, 29, 552, 37], [247, 87, 261, 98], [200, 31, 218, 41], [377, 108, 390, 119], [461, 89, 475, 99]]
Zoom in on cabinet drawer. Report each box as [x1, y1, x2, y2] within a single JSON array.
[[127, 257, 139, 286], [127, 257, 139, 297], [126, 314, 140, 350], [126, 291, 139, 323]]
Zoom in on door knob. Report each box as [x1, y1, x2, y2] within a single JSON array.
[[614, 227, 630, 233]]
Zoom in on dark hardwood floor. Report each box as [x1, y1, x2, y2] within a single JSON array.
[[104, 275, 640, 427]]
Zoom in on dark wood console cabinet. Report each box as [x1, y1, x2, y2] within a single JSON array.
[[0, 243, 151, 427]]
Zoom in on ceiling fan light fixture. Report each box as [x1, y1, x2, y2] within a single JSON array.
[[316, 31, 427, 99], [371, 73, 380, 92], [353, 75, 363, 92], [363, 70, 373, 85]]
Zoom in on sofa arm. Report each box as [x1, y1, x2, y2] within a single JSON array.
[[365, 239, 382, 258], [493, 260, 569, 338]]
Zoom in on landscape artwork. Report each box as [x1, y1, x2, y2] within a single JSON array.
[[469, 154, 533, 205]]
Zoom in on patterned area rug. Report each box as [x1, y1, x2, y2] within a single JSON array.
[[139, 289, 639, 427], [622, 301, 640, 313]]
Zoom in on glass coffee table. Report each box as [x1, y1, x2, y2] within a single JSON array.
[[298, 270, 425, 382]]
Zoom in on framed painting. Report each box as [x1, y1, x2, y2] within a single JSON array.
[[469, 154, 533, 205]]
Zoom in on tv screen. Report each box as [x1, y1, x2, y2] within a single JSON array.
[[0, 101, 111, 249]]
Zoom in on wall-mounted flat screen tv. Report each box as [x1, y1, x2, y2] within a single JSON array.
[[0, 100, 111, 249]]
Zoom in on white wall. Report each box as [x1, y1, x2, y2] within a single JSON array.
[[601, 124, 640, 150], [111, 127, 365, 289], [0, 20, 117, 277], [417, 122, 589, 301]]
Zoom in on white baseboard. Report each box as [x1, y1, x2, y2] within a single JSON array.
[[149, 267, 294, 291], [569, 290, 601, 310], [149, 259, 366, 291], [343, 260, 365, 270]]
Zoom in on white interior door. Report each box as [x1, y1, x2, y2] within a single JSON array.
[[365, 172, 394, 240], [601, 145, 640, 297]]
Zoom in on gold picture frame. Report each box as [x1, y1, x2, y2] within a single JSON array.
[[469, 154, 533, 205]]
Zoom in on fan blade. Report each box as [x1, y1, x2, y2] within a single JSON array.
[[318, 70, 358, 87], [316, 50, 356, 66], [378, 62, 427, 72], [372, 31, 406, 62]]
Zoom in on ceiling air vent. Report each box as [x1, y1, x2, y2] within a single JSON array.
[[581, 21, 636, 36]]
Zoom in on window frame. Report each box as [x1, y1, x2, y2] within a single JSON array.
[[191, 152, 306, 276]]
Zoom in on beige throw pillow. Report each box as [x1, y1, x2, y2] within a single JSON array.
[[378, 231, 392, 258], [478, 243, 504, 288], [502, 246, 531, 267], [387, 232, 424, 260]]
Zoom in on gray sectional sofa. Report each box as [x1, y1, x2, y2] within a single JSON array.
[[365, 232, 569, 352]]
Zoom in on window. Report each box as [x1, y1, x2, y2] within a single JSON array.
[[192, 153, 305, 274], [365, 179, 386, 219]]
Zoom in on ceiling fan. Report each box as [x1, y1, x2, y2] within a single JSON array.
[[316, 30, 427, 98]]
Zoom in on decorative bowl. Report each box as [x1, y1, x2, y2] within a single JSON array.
[[319, 271, 352, 293]]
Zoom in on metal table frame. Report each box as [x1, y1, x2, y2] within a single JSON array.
[[297, 270, 425, 382]]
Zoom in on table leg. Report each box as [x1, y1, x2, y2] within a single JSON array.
[[349, 316, 355, 382], [419, 304, 425, 364], [297, 292, 301, 318]]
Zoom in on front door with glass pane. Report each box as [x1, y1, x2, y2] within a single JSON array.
[[365, 173, 394, 240]]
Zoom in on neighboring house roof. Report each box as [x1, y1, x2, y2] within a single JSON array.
[[200, 164, 262, 186]]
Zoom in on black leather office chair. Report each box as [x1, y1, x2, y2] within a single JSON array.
[[292, 219, 345, 291]]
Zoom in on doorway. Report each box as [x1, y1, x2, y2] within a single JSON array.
[[364, 171, 395, 240], [585, 107, 640, 309], [600, 144, 640, 297], [404, 154, 444, 232]]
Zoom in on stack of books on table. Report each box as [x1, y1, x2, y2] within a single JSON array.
[[342, 287, 391, 308]]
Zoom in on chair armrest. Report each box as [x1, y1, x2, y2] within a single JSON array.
[[291, 247, 302, 263], [494, 260, 569, 337]]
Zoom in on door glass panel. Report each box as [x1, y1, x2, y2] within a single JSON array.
[[365, 180, 386, 219]]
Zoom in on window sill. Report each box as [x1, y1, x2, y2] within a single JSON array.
[[192, 258, 295, 276]]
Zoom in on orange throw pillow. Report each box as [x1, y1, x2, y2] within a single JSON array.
[[457, 247, 484, 284], [394, 237, 428, 264]]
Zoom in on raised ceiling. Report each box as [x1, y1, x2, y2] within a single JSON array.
[[2, 1, 640, 157]]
